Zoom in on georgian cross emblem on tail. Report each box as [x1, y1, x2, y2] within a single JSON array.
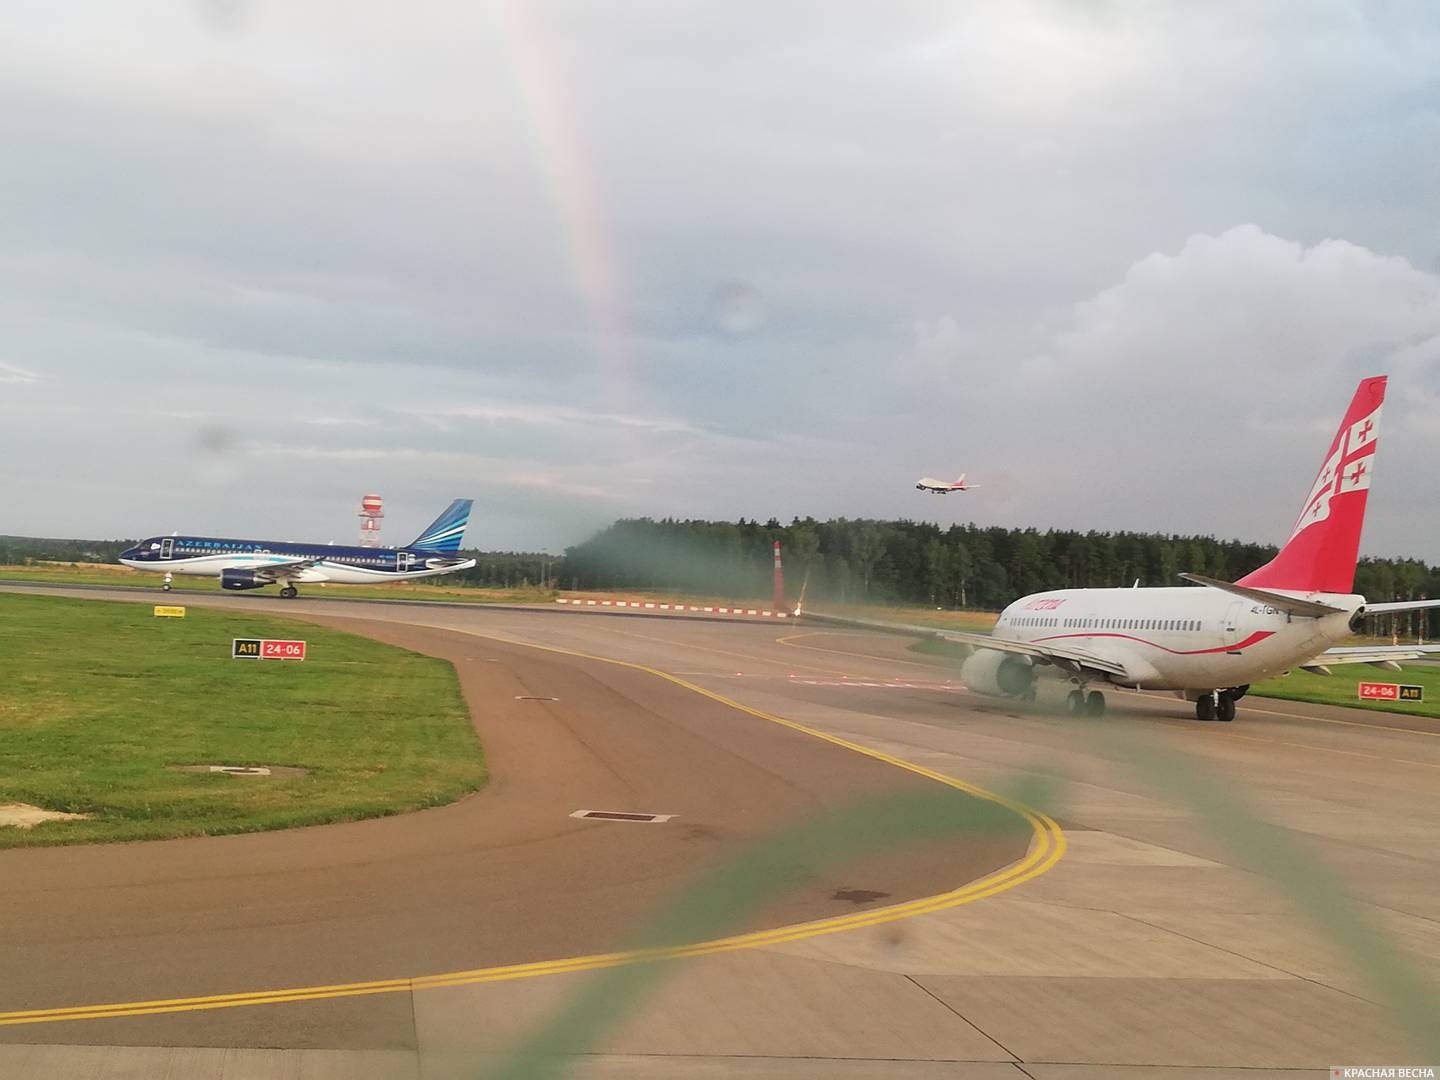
[[1286, 402, 1381, 543]]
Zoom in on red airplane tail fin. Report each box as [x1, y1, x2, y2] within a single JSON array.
[[1237, 376, 1386, 595]]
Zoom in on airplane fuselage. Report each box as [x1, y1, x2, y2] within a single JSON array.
[[993, 586, 1362, 694], [119, 535, 475, 584], [916, 478, 967, 493]]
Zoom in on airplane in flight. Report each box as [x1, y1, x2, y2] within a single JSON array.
[[806, 376, 1440, 721], [119, 499, 476, 598], [916, 473, 979, 494]]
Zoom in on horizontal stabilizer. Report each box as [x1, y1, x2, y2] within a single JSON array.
[[1361, 598, 1440, 615], [1178, 573, 1345, 618]]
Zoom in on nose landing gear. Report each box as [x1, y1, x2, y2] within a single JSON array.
[[161, 573, 173, 592]]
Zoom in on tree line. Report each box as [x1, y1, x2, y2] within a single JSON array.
[[560, 517, 1440, 635]]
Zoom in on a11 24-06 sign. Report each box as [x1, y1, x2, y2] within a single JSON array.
[[232, 638, 307, 661]]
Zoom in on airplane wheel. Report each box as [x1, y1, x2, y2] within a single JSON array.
[[1196, 695, 1217, 722], [1066, 690, 1087, 716], [161, 584, 171, 592], [1086, 691, 1106, 717], [1216, 695, 1236, 722], [280, 586, 298, 599]]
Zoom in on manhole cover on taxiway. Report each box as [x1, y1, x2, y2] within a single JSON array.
[[570, 810, 675, 823]]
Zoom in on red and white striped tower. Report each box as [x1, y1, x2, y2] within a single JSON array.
[[358, 493, 384, 547], [772, 540, 785, 613]]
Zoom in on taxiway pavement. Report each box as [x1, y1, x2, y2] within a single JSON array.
[[2, 584, 1437, 1078]]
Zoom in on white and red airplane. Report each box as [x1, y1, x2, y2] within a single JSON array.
[[916, 473, 978, 494], [812, 376, 1440, 721]]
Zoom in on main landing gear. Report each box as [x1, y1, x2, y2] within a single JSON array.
[[1195, 687, 1247, 722], [1066, 688, 1106, 717], [279, 585, 299, 599]]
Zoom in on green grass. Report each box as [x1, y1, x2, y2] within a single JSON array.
[[0, 561, 556, 605], [0, 592, 486, 847], [1251, 664, 1440, 720]]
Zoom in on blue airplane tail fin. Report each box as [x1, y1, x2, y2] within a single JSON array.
[[410, 499, 473, 553]]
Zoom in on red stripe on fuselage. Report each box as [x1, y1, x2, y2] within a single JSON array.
[[1031, 630, 1276, 656]]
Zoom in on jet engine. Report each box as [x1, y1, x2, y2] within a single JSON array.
[[959, 648, 1036, 698], [221, 569, 269, 591]]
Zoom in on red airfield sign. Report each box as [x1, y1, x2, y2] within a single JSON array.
[[233, 638, 307, 661], [1357, 681, 1422, 702]]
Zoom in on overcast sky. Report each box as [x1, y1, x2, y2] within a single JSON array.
[[2, 1, 1438, 560]]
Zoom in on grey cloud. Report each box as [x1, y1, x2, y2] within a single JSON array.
[[920, 226, 1440, 555], [2, 3, 1439, 558], [0, 361, 42, 383]]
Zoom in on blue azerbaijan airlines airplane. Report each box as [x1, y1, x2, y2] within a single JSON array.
[[118, 499, 476, 598]]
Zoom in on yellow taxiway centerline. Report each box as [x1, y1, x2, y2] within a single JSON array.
[[0, 630, 1064, 1027]]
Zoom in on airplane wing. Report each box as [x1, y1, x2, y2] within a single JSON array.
[[1299, 643, 1440, 674], [795, 610, 1132, 679], [247, 558, 325, 583]]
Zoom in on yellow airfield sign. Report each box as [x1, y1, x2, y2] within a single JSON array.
[[153, 606, 187, 618]]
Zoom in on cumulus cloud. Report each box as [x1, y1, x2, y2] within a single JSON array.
[[1031, 225, 1440, 396], [961, 226, 1440, 551]]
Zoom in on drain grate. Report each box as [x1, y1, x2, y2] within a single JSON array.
[[570, 810, 674, 823]]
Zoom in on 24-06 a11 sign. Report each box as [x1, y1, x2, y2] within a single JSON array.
[[232, 638, 307, 661], [1357, 681, 1422, 702]]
